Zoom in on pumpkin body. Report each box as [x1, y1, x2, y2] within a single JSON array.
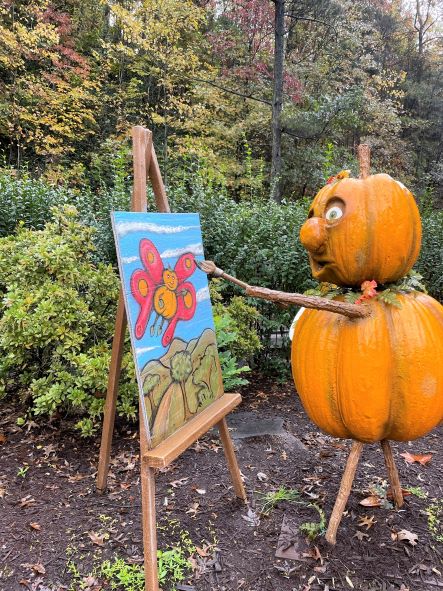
[[291, 292, 443, 443], [299, 174, 422, 286]]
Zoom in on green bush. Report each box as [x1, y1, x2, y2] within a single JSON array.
[[417, 205, 443, 302], [0, 206, 137, 435]]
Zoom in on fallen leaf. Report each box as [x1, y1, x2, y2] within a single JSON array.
[[88, 531, 106, 546], [359, 495, 381, 507], [400, 452, 432, 465], [0, 433, 7, 444], [345, 575, 354, 588], [281, 451, 288, 461], [22, 562, 46, 575], [242, 507, 260, 527], [353, 530, 369, 541], [169, 477, 189, 488], [18, 495, 36, 508], [185, 502, 200, 517], [195, 488, 206, 495], [257, 472, 268, 482], [387, 488, 412, 500], [392, 529, 418, 546], [358, 515, 376, 530], [29, 522, 41, 531]]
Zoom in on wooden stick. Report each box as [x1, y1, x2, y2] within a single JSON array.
[[197, 260, 369, 319], [381, 440, 404, 508], [245, 285, 370, 319], [325, 440, 364, 545], [358, 144, 370, 179], [148, 145, 170, 213], [96, 292, 127, 492], [217, 417, 247, 502]]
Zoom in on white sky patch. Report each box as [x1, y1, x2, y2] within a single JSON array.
[[122, 255, 139, 264], [135, 346, 160, 357], [196, 286, 210, 302], [116, 221, 199, 237], [161, 242, 203, 259]]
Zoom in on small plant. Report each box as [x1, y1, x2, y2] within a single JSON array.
[[406, 486, 428, 499], [17, 465, 29, 478], [100, 558, 145, 591], [426, 499, 443, 542], [299, 504, 327, 541], [257, 487, 300, 516]]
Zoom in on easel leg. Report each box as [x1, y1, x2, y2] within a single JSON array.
[[140, 460, 159, 591], [325, 440, 364, 545], [381, 439, 404, 508], [97, 293, 127, 492], [217, 418, 247, 502]]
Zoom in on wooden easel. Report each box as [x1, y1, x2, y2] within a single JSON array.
[[96, 126, 247, 591]]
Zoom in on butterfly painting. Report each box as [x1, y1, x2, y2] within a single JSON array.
[[130, 239, 197, 346], [112, 212, 224, 447]]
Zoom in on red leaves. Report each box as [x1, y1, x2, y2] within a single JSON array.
[[400, 452, 433, 465], [356, 280, 378, 304]]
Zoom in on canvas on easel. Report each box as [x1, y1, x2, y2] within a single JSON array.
[[96, 126, 246, 591], [112, 211, 224, 448]]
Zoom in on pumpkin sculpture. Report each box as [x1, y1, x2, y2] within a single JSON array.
[[198, 146, 443, 545]]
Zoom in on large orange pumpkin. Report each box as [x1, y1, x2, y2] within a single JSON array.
[[291, 292, 443, 443], [299, 174, 422, 286]]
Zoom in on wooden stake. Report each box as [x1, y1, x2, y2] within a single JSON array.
[[325, 440, 364, 545], [381, 440, 404, 508], [217, 418, 247, 502], [358, 144, 370, 179]]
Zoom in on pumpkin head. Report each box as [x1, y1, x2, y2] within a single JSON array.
[[291, 293, 443, 443], [299, 174, 422, 286]]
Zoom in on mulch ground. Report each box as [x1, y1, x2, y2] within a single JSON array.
[[1, 378, 442, 591]]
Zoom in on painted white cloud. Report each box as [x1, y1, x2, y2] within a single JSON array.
[[116, 221, 199, 237], [161, 243, 203, 259], [135, 346, 160, 356], [122, 255, 139, 264], [196, 286, 210, 302]]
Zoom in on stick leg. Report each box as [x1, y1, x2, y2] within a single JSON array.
[[325, 440, 364, 545], [97, 293, 127, 492], [381, 440, 404, 508], [217, 418, 247, 502]]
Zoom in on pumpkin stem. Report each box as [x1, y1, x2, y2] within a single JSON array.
[[357, 144, 371, 179]]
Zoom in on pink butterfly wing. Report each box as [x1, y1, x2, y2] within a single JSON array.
[[162, 281, 196, 347], [130, 239, 164, 339], [174, 253, 197, 283]]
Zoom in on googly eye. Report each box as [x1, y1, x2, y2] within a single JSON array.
[[325, 205, 343, 221]]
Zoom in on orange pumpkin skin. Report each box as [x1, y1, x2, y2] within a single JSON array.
[[299, 174, 422, 286], [291, 293, 443, 443]]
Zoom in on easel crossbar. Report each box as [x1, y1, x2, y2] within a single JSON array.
[[143, 393, 241, 468]]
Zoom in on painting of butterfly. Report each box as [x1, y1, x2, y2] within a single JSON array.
[[131, 239, 197, 346]]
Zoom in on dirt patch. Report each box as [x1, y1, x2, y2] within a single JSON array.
[[1, 378, 442, 591]]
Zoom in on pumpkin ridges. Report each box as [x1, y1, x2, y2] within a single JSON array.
[[388, 294, 443, 441], [292, 293, 443, 443], [292, 309, 351, 438], [335, 301, 394, 442]]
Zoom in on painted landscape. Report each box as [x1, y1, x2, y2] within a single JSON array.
[[141, 328, 223, 447]]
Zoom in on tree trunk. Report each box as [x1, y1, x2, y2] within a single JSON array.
[[270, 0, 285, 203]]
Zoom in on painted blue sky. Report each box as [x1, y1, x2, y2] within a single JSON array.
[[112, 212, 216, 372]]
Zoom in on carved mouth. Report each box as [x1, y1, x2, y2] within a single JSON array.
[[310, 257, 332, 276]]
